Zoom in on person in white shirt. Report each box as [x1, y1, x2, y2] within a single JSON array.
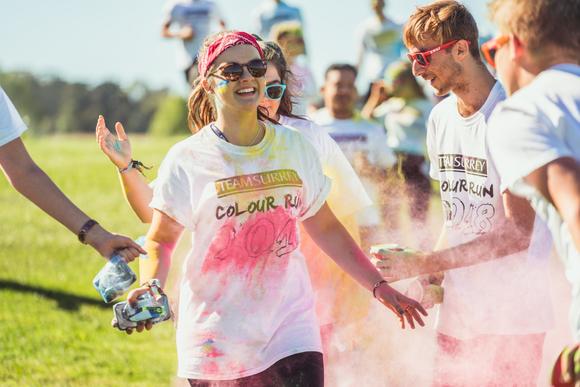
[[356, 0, 404, 83], [0, 87, 144, 261], [363, 60, 433, 229], [253, 0, 303, 41], [374, 1, 554, 385], [311, 63, 395, 240], [484, 0, 580, 383], [270, 21, 317, 116], [118, 30, 426, 385], [161, 0, 226, 84]]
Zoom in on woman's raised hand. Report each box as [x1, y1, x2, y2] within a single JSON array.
[[96, 115, 132, 169]]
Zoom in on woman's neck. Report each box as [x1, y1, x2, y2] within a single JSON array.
[[215, 110, 263, 146]]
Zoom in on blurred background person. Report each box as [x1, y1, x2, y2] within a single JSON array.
[[311, 63, 396, 242], [270, 21, 317, 116], [356, 0, 404, 97], [161, 0, 226, 85], [363, 60, 432, 237], [253, 0, 303, 40]]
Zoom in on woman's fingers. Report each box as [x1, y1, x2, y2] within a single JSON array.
[[115, 122, 128, 141]]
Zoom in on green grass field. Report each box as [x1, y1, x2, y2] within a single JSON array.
[[0, 134, 448, 386], [0, 135, 184, 386]]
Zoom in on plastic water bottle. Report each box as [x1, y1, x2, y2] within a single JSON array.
[[93, 253, 137, 303]]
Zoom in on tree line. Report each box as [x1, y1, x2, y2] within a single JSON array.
[[0, 70, 190, 136]]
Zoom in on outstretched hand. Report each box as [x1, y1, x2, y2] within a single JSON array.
[[375, 282, 428, 329], [96, 115, 132, 169]]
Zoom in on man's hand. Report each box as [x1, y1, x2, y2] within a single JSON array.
[[179, 26, 194, 41], [372, 249, 428, 282], [84, 224, 146, 261]]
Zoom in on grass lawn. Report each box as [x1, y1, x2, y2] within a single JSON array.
[[0, 135, 183, 386], [0, 134, 451, 386]]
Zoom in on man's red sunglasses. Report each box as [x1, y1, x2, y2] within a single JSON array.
[[407, 39, 469, 66]]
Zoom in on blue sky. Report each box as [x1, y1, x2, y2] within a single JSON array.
[[0, 0, 495, 94]]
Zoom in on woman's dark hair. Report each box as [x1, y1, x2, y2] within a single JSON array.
[[259, 40, 304, 120]]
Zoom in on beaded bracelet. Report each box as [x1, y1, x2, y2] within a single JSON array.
[[119, 159, 151, 175]]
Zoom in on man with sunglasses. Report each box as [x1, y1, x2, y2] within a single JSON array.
[[484, 0, 579, 383], [374, 1, 554, 384]]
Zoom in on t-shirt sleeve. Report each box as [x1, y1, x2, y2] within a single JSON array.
[[487, 104, 574, 192], [320, 131, 373, 219], [297, 135, 332, 221], [0, 88, 27, 147], [149, 145, 195, 230], [426, 111, 439, 180]]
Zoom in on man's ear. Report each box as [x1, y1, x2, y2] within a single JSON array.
[[510, 33, 525, 61], [454, 39, 470, 61], [320, 85, 325, 95]]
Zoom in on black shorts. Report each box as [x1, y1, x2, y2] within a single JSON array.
[[188, 351, 324, 387]]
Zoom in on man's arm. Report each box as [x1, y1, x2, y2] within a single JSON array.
[[376, 190, 536, 280], [0, 138, 145, 259], [527, 157, 580, 250]]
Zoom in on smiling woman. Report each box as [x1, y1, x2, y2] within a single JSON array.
[[110, 29, 426, 387]]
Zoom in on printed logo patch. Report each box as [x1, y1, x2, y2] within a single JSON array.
[[214, 169, 303, 198], [438, 154, 488, 177]]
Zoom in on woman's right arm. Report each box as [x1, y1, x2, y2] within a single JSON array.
[[124, 209, 184, 334], [96, 115, 154, 223]]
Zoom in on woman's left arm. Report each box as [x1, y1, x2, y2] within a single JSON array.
[[302, 203, 428, 329]]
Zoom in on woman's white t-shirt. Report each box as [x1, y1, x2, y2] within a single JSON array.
[[150, 122, 330, 380], [0, 87, 27, 147]]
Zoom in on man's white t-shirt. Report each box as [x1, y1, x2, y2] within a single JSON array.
[[357, 17, 404, 81], [0, 87, 27, 147], [163, 0, 223, 70], [150, 122, 330, 380], [427, 82, 553, 339], [487, 64, 580, 338], [311, 108, 395, 226]]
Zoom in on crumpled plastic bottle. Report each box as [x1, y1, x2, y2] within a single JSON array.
[[93, 254, 137, 303]]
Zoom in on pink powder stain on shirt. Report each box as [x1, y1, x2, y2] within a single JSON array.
[[202, 206, 299, 284]]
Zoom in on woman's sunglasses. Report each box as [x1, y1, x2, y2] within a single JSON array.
[[265, 84, 287, 100], [407, 39, 468, 67], [210, 59, 268, 81], [481, 35, 509, 69]]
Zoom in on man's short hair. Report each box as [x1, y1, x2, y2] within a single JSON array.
[[403, 0, 481, 60], [489, 0, 580, 57], [324, 63, 357, 80]]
